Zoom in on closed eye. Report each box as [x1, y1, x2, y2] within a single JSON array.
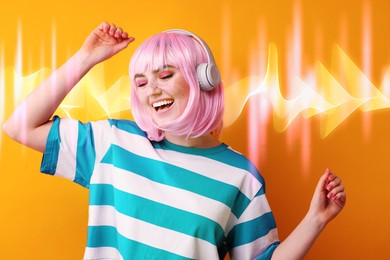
[[160, 71, 174, 80], [136, 80, 148, 88], [161, 74, 173, 79]]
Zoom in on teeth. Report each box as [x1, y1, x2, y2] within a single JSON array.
[[152, 100, 174, 108]]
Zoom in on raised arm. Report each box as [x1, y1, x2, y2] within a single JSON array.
[[271, 168, 346, 260], [2, 22, 134, 152]]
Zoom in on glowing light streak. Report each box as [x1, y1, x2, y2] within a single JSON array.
[[51, 21, 57, 71], [0, 43, 4, 146], [382, 68, 390, 99], [14, 20, 22, 106], [362, 0, 372, 79], [292, 0, 311, 171], [288, 0, 302, 98], [221, 4, 232, 81], [12, 20, 30, 153], [361, 0, 373, 138], [248, 21, 269, 165], [49, 21, 59, 119]]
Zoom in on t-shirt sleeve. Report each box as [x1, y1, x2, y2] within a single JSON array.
[[226, 185, 280, 260], [40, 116, 97, 188]]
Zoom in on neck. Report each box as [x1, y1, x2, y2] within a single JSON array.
[[164, 133, 221, 148]]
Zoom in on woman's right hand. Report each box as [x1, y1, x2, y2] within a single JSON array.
[[80, 22, 135, 66], [2, 22, 135, 152]]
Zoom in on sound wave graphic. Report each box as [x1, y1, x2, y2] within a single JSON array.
[[223, 42, 390, 138], [3, 63, 132, 121], [3, 42, 390, 140]]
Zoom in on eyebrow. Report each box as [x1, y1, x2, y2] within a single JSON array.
[[134, 65, 176, 79]]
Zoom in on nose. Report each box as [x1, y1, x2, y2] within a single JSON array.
[[146, 81, 162, 96]]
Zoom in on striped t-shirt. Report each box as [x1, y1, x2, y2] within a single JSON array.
[[40, 116, 279, 260]]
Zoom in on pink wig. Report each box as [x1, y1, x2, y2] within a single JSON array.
[[129, 31, 224, 141]]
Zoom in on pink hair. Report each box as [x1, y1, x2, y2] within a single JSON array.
[[129, 31, 224, 141]]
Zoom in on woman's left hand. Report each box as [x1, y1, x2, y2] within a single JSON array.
[[309, 168, 346, 226]]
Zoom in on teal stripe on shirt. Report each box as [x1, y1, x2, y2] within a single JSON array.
[[100, 144, 251, 217], [255, 242, 279, 260], [108, 119, 147, 137], [155, 139, 265, 194], [74, 121, 96, 187], [208, 150, 265, 188], [154, 139, 229, 156], [89, 183, 225, 246], [87, 225, 192, 260], [40, 116, 61, 175], [226, 211, 277, 247]]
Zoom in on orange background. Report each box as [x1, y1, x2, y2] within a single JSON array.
[[1, 0, 389, 259]]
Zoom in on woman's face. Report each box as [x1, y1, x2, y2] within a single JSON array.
[[134, 65, 190, 127]]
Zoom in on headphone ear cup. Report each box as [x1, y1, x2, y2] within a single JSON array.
[[196, 63, 221, 91]]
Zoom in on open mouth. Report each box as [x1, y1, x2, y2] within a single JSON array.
[[152, 99, 174, 111]]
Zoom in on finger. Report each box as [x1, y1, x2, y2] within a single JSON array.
[[327, 184, 345, 199], [115, 27, 123, 38], [122, 31, 129, 39], [98, 21, 110, 32], [333, 191, 347, 201], [109, 23, 117, 36], [327, 172, 336, 182], [330, 191, 346, 208], [326, 176, 342, 191]]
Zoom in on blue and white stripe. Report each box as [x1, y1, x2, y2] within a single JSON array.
[[41, 117, 279, 260]]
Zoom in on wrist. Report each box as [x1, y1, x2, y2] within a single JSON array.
[[303, 211, 327, 233], [74, 49, 96, 69]]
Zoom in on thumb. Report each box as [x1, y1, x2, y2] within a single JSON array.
[[115, 37, 135, 52], [315, 168, 331, 194]]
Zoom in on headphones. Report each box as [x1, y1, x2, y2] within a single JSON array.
[[164, 29, 221, 91]]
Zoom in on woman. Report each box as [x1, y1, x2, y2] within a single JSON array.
[[3, 22, 346, 259]]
